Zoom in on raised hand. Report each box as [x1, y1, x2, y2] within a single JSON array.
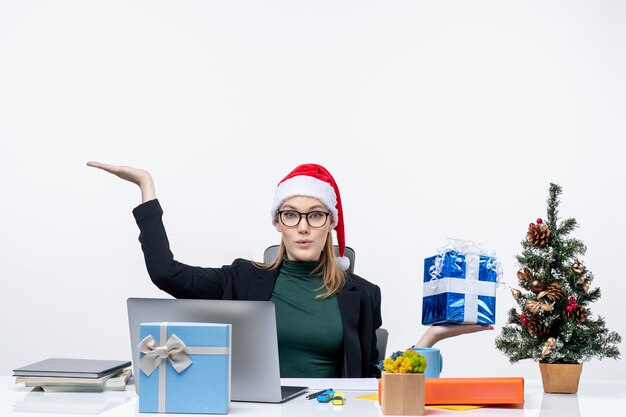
[[87, 161, 156, 203]]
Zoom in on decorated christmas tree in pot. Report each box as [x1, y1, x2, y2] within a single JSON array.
[[495, 183, 621, 393]]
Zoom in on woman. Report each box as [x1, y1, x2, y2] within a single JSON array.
[[87, 161, 492, 378]]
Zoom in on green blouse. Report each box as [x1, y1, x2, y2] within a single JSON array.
[[270, 258, 344, 377]]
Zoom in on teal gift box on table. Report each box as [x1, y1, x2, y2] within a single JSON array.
[[422, 240, 501, 326], [138, 322, 231, 414]]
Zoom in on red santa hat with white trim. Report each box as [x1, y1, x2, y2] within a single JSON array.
[[271, 163, 350, 271]]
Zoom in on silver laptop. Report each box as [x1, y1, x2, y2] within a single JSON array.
[[127, 298, 308, 403]]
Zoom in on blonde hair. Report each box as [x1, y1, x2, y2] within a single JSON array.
[[256, 233, 346, 298]]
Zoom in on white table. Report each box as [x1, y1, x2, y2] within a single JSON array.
[[1, 377, 625, 417]]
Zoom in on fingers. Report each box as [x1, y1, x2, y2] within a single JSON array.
[[86, 161, 130, 181], [86, 161, 131, 178], [452, 324, 494, 336], [86, 161, 116, 173], [463, 324, 492, 330], [430, 324, 494, 340], [468, 325, 493, 334]]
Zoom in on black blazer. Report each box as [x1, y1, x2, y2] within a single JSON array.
[[133, 199, 382, 378]]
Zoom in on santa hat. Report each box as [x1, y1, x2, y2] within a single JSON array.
[[271, 163, 349, 271]]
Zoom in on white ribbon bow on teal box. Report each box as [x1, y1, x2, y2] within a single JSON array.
[[138, 322, 231, 414]]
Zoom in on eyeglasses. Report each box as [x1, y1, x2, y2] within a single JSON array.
[[278, 210, 330, 228]]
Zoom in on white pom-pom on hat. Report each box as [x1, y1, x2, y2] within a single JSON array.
[[336, 256, 350, 272]]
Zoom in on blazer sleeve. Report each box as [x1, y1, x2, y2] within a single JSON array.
[[132, 199, 235, 299], [369, 284, 383, 377]]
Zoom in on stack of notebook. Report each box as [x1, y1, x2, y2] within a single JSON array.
[[13, 358, 132, 392]]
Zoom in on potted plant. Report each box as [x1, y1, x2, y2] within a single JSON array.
[[379, 350, 427, 415], [495, 183, 621, 393]]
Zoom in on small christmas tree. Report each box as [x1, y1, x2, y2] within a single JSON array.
[[495, 183, 621, 364]]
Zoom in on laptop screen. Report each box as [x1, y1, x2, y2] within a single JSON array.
[[127, 298, 304, 403]]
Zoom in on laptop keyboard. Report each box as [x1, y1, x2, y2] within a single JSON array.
[[280, 385, 308, 401]]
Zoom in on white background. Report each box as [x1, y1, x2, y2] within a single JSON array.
[[1, 0, 624, 380]]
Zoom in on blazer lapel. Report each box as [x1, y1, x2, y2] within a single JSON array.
[[246, 268, 280, 300], [337, 281, 362, 377], [337, 287, 361, 328]]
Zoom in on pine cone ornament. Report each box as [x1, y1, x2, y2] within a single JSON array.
[[527, 223, 550, 247], [527, 315, 550, 337], [537, 283, 564, 302], [563, 306, 589, 323]]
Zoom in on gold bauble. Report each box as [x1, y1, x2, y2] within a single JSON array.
[[583, 281, 590, 293], [547, 337, 556, 346], [511, 288, 522, 299]]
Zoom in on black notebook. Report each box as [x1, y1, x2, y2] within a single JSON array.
[[13, 358, 131, 379]]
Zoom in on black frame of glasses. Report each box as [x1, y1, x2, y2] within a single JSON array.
[[277, 210, 330, 228]]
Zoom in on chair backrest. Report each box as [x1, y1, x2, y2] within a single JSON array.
[[263, 245, 356, 274], [375, 327, 389, 362]]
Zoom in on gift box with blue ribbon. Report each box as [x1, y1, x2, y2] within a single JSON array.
[[138, 322, 231, 414], [422, 241, 500, 325]]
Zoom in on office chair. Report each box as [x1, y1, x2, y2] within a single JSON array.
[[263, 245, 356, 274], [375, 327, 389, 362]]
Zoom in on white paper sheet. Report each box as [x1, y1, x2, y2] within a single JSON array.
[[280, 378, 378, 391]]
